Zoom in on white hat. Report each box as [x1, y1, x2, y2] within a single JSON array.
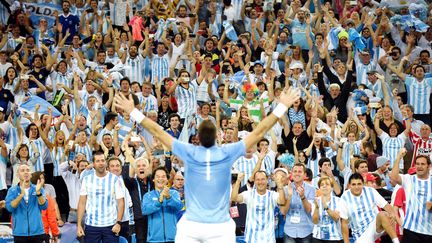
[[274, 168, 289, 176], [289, 62, 304, 70]]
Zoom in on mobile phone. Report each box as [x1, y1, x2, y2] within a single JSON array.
[[68, 140, 74, 149], [86, 8, 94, 13], [231, 111, 237, 118], [369, 103, 381, 108], [188, 13, 195, 17], [189, 34, 196, 38]]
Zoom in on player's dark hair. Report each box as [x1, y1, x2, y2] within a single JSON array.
[[198, 120, 216, 148]]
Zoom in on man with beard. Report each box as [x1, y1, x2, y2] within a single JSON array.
[[58, 0, 80, 44], [390, 149, 432, 242], [122, 39, 147, 86], [76, 151, 125, 242], [29, 54, 51, 99]]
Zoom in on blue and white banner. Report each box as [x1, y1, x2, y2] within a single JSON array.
[[19, 96, 62, 117], [23, 3, 61, 28]]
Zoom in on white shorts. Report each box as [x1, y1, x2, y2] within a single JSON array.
[[355, 218, 385, 243], [175, 216, 236, 243]]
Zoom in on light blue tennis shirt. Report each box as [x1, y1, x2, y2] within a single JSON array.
[[172, 140, 246, 223]]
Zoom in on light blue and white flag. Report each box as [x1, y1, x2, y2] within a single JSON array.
[[19, 96, 62, 117], [23, 3, 61, 28]]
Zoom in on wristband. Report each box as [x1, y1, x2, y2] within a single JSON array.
[[272, 103, 288, 118], [130, 108, 145, 123]]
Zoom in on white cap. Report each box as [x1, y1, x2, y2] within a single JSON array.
[[274, 168, 289, 176], [289, 62, 304, 70]]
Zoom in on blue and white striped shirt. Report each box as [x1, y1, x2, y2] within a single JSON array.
[[341, 141, 361, 170], [80, 171, 125, 227], [124, 54, 146, 85], [28, 138, 49, 172], [405, 76, 432, 115], [261, 150, 276, 177], [233, 154, 258, 186], [174, 83, 197, 119], [75, 144, 93, 163], [379, 132, 406, 169], [118, 117, 135, 144], [400, 174, 432, 235], [151, 54, 169, 85], [339, 187, 388, 241], [241, 189, 279, 243], [312, 195, 343, 240], [354, 55, 377, 86], [51, 147, 65, 177], [142, 95, 158, 113]]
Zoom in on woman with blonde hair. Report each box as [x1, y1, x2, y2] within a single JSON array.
[[36, 122, 69, 226]]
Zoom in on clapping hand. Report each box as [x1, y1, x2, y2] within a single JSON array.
[[36, 178, 44, 194]]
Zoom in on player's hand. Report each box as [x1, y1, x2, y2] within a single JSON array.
[[0, 200, 5, 209], [114, 93, 135, 115], [279, 87, 301, 109]]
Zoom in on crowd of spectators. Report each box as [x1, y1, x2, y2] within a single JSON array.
[[0, 0, 431, 242]]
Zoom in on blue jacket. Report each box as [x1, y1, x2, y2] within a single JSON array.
[[142, 189, 183, 242], [5, 184, 47, 236]]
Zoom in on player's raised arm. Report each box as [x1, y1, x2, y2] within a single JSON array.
[[244, 87, 301, 149]]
